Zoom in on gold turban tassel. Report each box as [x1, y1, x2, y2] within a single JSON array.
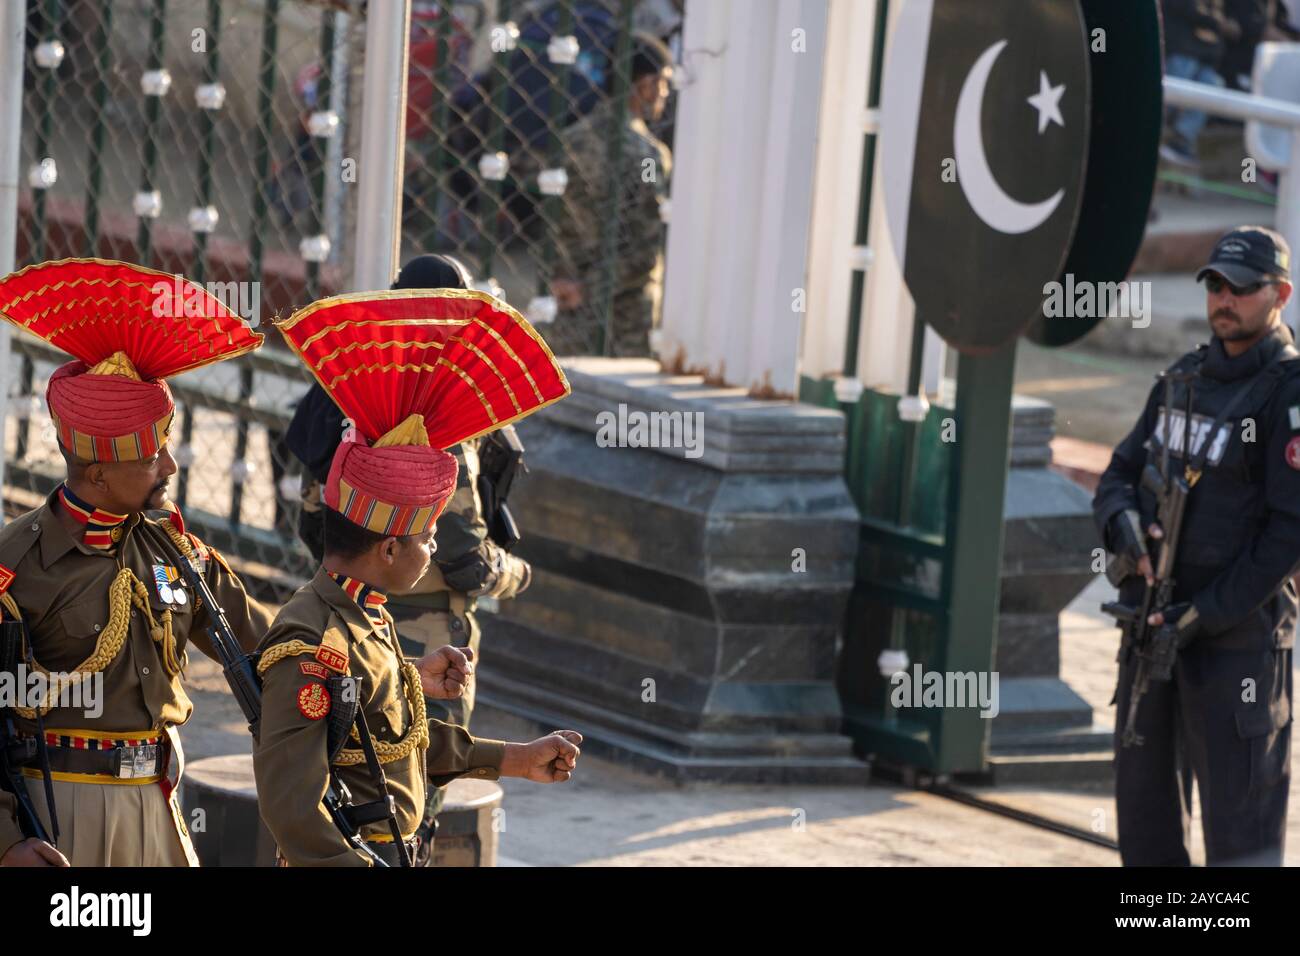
[[88, 350, 143, 380], [373, 413, 431, 448]]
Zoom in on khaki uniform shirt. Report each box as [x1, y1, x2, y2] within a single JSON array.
[[0, 488, 273, 855], [252, 569, 506, 867]]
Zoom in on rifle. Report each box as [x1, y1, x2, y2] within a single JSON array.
[[1102, 370, 1195, 747], [173, 543, 402, 866], [477, 425, 526, 551], [0, 612, 58, 847]]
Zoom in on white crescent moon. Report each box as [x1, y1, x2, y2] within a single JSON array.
[[955, 40, 1064, 235]]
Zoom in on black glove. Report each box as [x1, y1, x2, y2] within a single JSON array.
[[1105, 509, 1149, 586], [1147, 602, 1202, 681], [1109, 509, 1148, 562]]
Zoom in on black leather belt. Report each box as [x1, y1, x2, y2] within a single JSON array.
[[24, 739, 166, 779]]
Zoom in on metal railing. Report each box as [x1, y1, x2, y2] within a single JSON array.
[[1163, 75, 1300, 327]]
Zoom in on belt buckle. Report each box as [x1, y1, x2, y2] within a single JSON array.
[[135, 743, 158, 777], [116, 742, 159, 779]]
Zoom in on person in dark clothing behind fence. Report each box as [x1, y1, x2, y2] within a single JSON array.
[[548, 32, 674, 358], [284, 254, 533, 865], [1220, 0, 1273, 90], [1161, 0, 1236, 167]]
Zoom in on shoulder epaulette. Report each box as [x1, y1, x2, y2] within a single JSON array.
[[0, 508, 45, 589], [256, 623, 350, 677]]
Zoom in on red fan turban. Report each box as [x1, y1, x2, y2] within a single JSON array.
[[47, 354, 175, 462], [324, 415, 458, 537]]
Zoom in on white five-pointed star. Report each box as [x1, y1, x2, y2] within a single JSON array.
[[1027, 71, 1066, 134]]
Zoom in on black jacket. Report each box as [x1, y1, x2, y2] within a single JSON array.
[[1162, 0, 1228, 62], [1094, 324, 1300, 649]]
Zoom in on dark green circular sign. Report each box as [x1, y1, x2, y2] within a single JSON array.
[[1024, 0, 1164, 347]]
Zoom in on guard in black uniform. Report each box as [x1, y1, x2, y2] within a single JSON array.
[[1094, 227, 1300, 866]]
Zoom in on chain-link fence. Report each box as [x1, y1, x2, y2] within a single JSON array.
[[3, 0, 681, 586]]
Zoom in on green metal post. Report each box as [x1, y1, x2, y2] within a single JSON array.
[[29, 0, 61, 264], [189, 0, 221, 284], [595, 0, 634, 356], [538, 0, 575, 296], [479, 0, 515, 278], [933, 343, 1017, 773], [304, 9, 336, 303], [14, 356, 33, 461], [248, 0, 279, 291], [231, 0, 279, 528], [135, 0, 167, 266], [419, 0, 454, 252], [82, 2, 113, 256], [840, 0, 889, 379], [177, 2, 220, 511]]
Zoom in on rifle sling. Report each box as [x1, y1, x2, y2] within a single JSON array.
[[350, 704, 411, 866]]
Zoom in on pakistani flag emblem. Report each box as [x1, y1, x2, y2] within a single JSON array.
[[881, 0, 1091, 352]]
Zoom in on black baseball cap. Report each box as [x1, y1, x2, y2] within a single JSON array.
[[1197, 227, 1292, 286]]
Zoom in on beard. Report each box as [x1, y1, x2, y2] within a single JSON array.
[[1211, 308, 1255, 340], [141, 478, 170, 511]]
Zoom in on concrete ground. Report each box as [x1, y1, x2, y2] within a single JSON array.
[[179, 646, 1115, 866]]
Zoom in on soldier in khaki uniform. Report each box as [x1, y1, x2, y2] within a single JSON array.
[[259, 286, 578, 866], [286, 255, 533, 859], [0, 259, 273, 867], [549, 33, 674, 357]]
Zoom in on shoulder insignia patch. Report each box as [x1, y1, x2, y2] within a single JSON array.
[[315, 645, 348, 673], [300, 660, 330, 679], [0, 564, 14, 598], [297, 683, 331, 720], [1287, 436, 1300, 471]]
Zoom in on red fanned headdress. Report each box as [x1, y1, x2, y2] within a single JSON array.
[[0, 258, 263, 461], [277, 288, 570, 537]]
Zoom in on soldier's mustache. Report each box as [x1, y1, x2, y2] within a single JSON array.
[[1212, 308, 1240, 323]]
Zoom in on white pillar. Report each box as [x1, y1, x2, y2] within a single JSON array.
[[1280, 126, 1300, 333], [660, 0, 829, 396], [802, 0, 875, 382], [802, 0, 946, 399], [352, 0, 411, 292], [0, 0, 28, 505]]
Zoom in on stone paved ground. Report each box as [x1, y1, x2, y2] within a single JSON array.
[[181, 652, 1116, 866], [179, 565, 1300, 867]]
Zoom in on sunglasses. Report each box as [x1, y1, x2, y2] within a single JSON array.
[[1204, 274, 1278, 297]]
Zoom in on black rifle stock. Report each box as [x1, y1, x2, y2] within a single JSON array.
[[0, 618, 56, 847], [477, 425, 526, 550]]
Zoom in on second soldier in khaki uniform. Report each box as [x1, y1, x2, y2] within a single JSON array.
[[259, 286, 578, 866], [286, 255, 533, 860]]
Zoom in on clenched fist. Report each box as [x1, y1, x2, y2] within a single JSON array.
[[415, 644, 475, 700], [501, 731, 583, 783]]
